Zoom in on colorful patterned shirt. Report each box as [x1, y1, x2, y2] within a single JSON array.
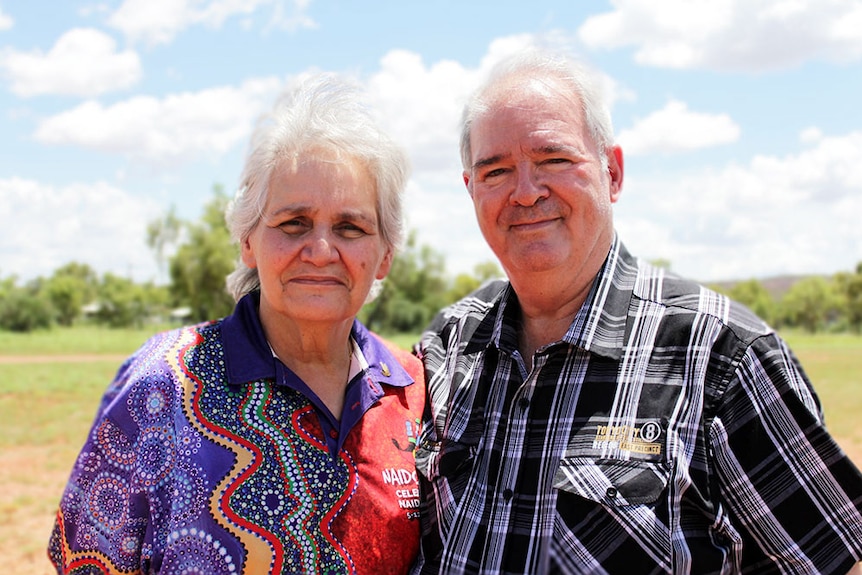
[[413, 237, 862, 574], [49, 292, 425, 574]]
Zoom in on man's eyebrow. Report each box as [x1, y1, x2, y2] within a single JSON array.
[[537, 144, 580, 156], [472, 145, 582, 170], [472, 154, 507, 171]]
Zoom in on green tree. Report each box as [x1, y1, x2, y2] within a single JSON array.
[[43, 262, 100, 326], [167, 187, 237, 321], [446, 260, 504, 303], [727, 279, 776, 326], [147, 205, 182, 284], [93, 273, 149, 328], [780, 276, 839, 333], [649, 258, 673, 271], [835, 262, 862, 333], [361, 232, 449, 333], [0, 278, 54, 332]]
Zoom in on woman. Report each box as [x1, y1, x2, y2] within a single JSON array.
[[48, 75, 424, 574]]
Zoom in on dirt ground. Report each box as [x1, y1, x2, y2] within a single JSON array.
[[3, 355, 860, 575], [2, 445, 67, 575]]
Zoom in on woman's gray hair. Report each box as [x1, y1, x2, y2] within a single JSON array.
[[225, 74, 410, 301], [459, 48, 615, 172]]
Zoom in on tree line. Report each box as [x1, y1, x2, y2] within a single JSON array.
[[1, 188, 861, 334], [0, 189, 502, 334]]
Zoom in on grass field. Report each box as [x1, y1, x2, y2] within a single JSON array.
[[1, 326, 859, 574]]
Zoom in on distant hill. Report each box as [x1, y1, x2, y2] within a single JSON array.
[[707, 274, 826, 301]]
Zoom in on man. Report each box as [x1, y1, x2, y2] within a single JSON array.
[[413, 49, 862, 574]]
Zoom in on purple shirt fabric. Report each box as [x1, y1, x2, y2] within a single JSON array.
[[48, 292, 425, 574]]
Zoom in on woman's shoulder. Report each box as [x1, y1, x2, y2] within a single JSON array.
[[108, 322, 219, 393]]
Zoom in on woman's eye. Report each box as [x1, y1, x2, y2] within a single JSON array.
[[278, 219, 309, 234], [337, 224, 367, 239]]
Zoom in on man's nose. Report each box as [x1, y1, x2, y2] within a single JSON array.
[[510, 167, 549, 206]]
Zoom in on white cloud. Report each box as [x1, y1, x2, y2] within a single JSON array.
[[0, 178, 163, 283], [0, 28, 141, 97], [366, 50, 479, 175], [0, 7, 13, 30], [578, 0, 862, 71], [265, 0, 317, 33], [403, 173, 497, 277], [617, 99, 740, 155], [615, 130, 862, 281], [107, 0, 315, 46], [33, 77, 283, 166], [799, 126, 823, 144]]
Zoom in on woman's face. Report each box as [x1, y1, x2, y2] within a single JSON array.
[[242, 149, 392, 327]]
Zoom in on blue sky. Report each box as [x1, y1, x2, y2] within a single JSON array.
[[1, 0, 861, 286]]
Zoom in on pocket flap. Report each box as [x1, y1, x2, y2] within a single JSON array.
[[554, 458, 670, 506]]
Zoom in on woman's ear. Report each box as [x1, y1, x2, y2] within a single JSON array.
[[376, 248, 393, 280], [240, 235, 257, 269]]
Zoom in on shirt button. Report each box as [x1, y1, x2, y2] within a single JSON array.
[[606, 487, 618, 499], [502, 488, 514, 501], [329, 429, 339, 439], [518, 397, 530, 409]]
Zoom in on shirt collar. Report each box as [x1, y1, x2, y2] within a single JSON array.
[[481, 233, 635, 361], [221, 291, 415, 388]]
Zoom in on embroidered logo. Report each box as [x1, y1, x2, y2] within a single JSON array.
[[383, 418, 422, 519], [391, 418, 421, 452], [593, 421, 663, 455]]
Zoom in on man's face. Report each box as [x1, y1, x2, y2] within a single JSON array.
[[464, 80, 622, 285]]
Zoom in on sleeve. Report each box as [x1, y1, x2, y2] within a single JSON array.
[[411, 323, 454, 575], [709, 333, 862, 574], [410, 390, 445, 575], [421, 279, 507, 341], [47, 353, 157, 574]]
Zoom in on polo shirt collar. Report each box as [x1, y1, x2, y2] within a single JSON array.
[[220, 291, 414, 388]]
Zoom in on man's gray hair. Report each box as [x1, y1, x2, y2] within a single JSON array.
[[459, 48, 615, 172]]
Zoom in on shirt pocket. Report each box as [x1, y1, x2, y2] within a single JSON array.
[[553, 457, 671, 507]]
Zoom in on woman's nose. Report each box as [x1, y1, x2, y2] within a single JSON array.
[[301, 233, 338, 265]]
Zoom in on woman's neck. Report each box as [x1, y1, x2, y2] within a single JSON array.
[[261, 314, 355, 419]]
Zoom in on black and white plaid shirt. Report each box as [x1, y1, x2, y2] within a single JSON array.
[[413, 236, 862, 574]]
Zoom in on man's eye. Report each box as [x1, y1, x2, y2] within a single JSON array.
[[484, 168, 507, 179]]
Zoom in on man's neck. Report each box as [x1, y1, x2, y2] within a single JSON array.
[[512, 278, 591, 370]]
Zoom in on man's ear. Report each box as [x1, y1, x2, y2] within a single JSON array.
[[463, 170, 474, 197], [607, 146, 624, 203]]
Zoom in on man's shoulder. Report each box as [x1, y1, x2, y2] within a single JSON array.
[[426, 278, 507, 333], [633, 264, 772, 343]]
